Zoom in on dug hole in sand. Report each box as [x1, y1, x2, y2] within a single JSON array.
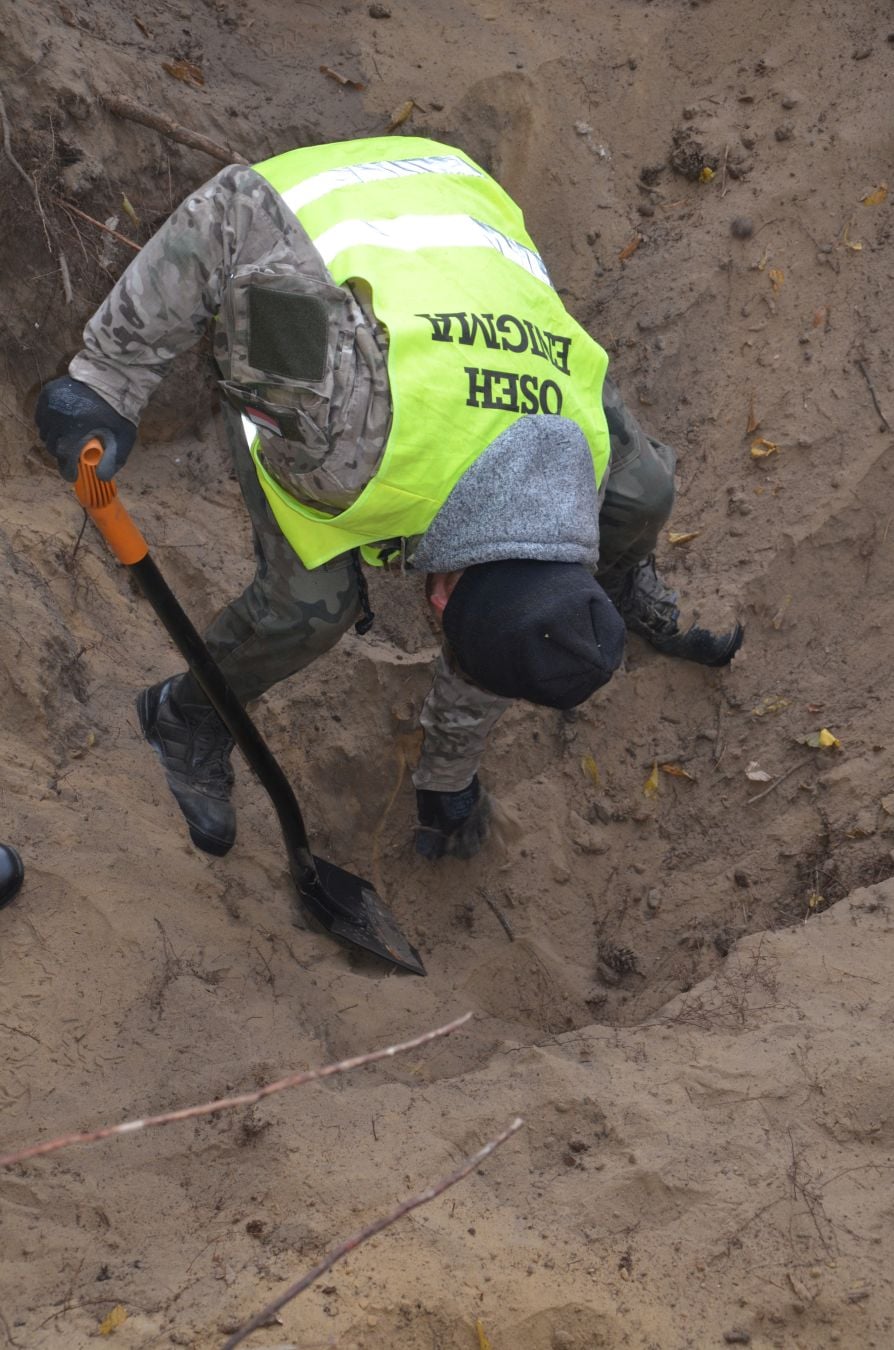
[[1, 0, 893, 1346]]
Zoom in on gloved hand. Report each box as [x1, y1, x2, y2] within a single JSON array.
[[415, 775, 490, 860], [35, 376, 137, 483]]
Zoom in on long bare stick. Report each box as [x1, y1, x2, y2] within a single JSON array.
[[747, 758, 812, 805], [0, 1013, 472, 1168], [0, 83, 72, 300], [54, 197, 141, 252], [221, 1116, 525, 1350], [855, 358, 891, 431], [101, 94, 250, 166]]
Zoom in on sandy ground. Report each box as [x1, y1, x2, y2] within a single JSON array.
[[1, 0, 894, 1346]]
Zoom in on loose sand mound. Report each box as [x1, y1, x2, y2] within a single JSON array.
[[1, 0, 893, 1345]]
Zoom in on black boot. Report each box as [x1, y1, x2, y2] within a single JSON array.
[[137, 675, 236, 856], [602, 556, 743, 668], [415, 776, 491, 860], [0, 845, 24, 908]]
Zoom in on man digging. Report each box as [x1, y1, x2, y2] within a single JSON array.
[[35, 136, 742, 862]]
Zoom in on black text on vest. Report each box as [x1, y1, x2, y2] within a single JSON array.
[[463, 366, 563, 415], [416, 311, 572, 376]]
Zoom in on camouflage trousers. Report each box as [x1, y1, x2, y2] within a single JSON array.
[[201, 386, 675, 791]]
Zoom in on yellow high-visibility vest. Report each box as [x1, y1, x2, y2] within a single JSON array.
[[250, 136, 610, 567]]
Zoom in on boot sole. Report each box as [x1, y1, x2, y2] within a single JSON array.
[[137, 684, 236, 858]]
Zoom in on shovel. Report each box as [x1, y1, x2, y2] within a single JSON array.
[[73, 439, 426, 976]]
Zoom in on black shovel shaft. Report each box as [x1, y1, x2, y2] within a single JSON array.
[[128, 554, 318, 891]]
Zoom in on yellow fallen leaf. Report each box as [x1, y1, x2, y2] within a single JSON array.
[[841, 223, 862, 252], [668, 530, 700, 546], [699, 166, 715, 183], [807, 891, 823, 911], [801, 728, 841, 750], [99, 1305, 127, 1336], [386, 99, 415, 132], [750, 437, 779, 458], [768, 267, 784, 293], [121, 194, 140, 228], [476, 1318, 493, 1350], [581, 754, 601, 787], [643, 761, 659, 798], [660, 762, 694, 781], [861, 183, 887, 206], [751, 695, 790, 717]]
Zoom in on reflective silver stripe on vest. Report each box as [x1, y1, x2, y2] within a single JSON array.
[[281, 154, 483, 214], [314, 213, 553, 288]]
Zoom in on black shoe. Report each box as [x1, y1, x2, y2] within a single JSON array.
[[138, 677, 236, 856], [0, 845, 24, 908], [415, 776, 490, 860], [602, 556, 744, 668]]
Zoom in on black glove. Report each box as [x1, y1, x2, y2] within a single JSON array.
[[415, 775, 490, 860], [35, 376, 137, 483]]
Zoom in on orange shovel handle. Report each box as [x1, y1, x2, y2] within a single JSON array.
[[74, 438, 148, 565]]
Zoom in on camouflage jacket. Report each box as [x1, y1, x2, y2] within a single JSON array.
[[69, 165, 392, 510]]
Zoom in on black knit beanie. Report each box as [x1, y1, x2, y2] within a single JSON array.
[[442, 559, 625, 709]]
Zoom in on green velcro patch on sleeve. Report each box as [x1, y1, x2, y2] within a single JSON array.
[[248, 285, 329, 383]]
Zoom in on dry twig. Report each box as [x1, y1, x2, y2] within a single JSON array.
[[221, 1116, 524, 1349], [855, 357, 891, 431], [101, 94, 249, 166], [53, 197, 141, 252], [747, 758, 812, 805], [0, 1013, 472, 1168], [483, 893, 515, 941], [0, 83, 72, 301]]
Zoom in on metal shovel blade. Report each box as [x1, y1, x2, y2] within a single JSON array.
[[296, 855, 426, 975]]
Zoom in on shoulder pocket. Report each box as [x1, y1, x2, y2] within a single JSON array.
[[224, 264, 350, 395]]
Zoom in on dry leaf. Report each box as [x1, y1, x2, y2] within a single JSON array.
[[807, 892, 823, 911], [476, 1319, 493, 1350], [660, 762, 694, 781], [162, 58, 204, 86], [751, 695, 790, 717], [581, 754, 601, 788], [699, 166, 715, 183], [841, 223, 862, 252], [643, 761, 659, 798], [800, 728, 842, 750], [121, 194, 140, 227], [750, 437, 779, 459], [386, 99, 415, 131], [771, 595, 792, 630], [319, 64, 365, 90], [99, 1305, 127, 1336], [745, 761, 772, 783], [668, 530, 700, 546], [812, 305, 830, 329], [860, 183, 888, 206], [746, 390, 760, 434], [880, 795, 894, 817], [768, 267, 785, 293], [134, 16, 153, 37], [618, 234, 642, 263]]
